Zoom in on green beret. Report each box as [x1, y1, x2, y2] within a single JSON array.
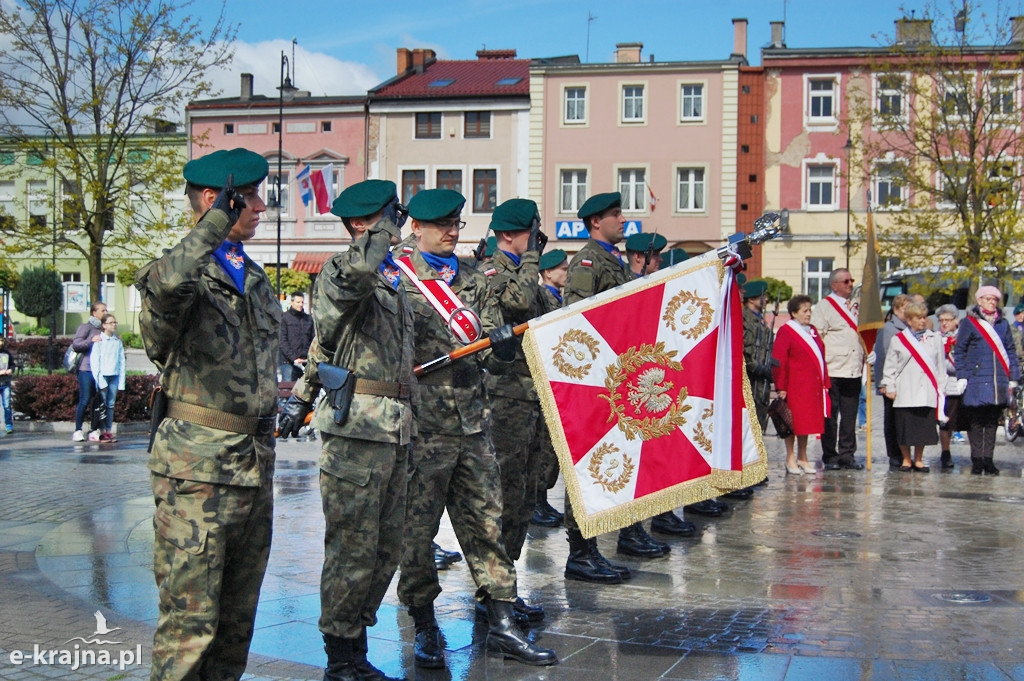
[[1015, 303, 1024, 316], [576, 192, 621, 220], [407, 189, 465, 221], [490, 198, 538, 232], [331, 180, 397, 219], [183, 148, 269, 189], [484, 236, 497, 257], [624, 233, 667, 253], [742, 280, 768, 300], [659, 248, 690, 269], [540, 249, 567, 271]]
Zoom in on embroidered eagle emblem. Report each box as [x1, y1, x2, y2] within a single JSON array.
[[627, 368, 674, 413]]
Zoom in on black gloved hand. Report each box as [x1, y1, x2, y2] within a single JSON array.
[[754, 363, 775, 381], [527, 217, 548, 255], [212, 173, 245, 225], [278, 395, 313, 439], [382, 197, 409, 230], [489, 323, 518, 362]]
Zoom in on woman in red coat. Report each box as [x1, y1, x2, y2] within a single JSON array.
[[772, 295, 831, 475]]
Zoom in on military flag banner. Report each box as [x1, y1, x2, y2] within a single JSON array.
[[523, 255, 767, 538]]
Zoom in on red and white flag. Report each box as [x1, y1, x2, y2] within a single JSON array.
[[310, 163, 335, 214], [647, 182, 658, 212], [523, 254, 766, 537]]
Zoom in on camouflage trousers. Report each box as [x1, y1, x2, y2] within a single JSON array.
[[397, 430, 517, 606], [490, 395, 539, 561], [150, 472, 273, 681], [319, 434, 410, 639], [531, 412, 561, 495]]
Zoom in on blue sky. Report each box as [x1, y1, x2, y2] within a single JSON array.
[[205, 0, 1024, 101]]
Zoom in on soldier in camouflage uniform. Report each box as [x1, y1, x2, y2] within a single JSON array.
[[278, 180, 413, 681], [560, 192, 668, 582], [481, 198, 547, 622], [530, 249, 568, 528], [742, 279, 774, 431], [136, 148, 279, 681], [395, 189, 557, 669]]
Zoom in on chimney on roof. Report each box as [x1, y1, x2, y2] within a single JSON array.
[[411, 48, 436, 73], [397, 48, 412, 74], [240, 73, 253, 100], [732, 18, 748, 59], [896, 18, 933, 45], [615, 42, 643, 63], [769, 21, 785, 48], [476, 49, 517, 60], [1011, 16, 1024, 43]]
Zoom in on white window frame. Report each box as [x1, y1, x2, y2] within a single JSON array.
[[0, 180, 15, 218], [940, 74, 974, 122], [984, 158, 1019, 209], [674, 164, 708, 214], [986, 71, 1018, 124], [871, 159, 907, 211], [616, 166, 648, 214], [468, 165, 499, 216], [804, 74, 840, 128], [803, 257, 835, 302], [620, 82, 647, 124], [678, 81, 706, 123], [557, 167, 589, 215], [802, 158, 838, 211], [873, 73, 908, 126], [27, 180, 48, 222], [936, 157, 968, 210], [562, 85, 588, 126], [101, 273, 115, 312]]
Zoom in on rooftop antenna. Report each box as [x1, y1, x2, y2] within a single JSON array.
[[586, 12, 597, 62], [291, 38, 297, 88]]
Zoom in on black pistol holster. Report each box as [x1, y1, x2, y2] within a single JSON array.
[[319, 362, 357, 426]]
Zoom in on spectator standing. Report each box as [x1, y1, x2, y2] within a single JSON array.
[[1010, 302, 1024, 361], [936, 305, 963, 468], [279, 291, 314, 382], [810, 268, 865, 470], [874, 294, 911, 469], [954, 286, 1020, 475], [89, 314, 126, 443], [882, 302, 945, 472], [70, 301, 107, 442], [772, 295, 830, 474], [0, 337, 12, 433]]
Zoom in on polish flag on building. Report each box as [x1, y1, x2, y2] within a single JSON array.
[[310, 163, 335, 214], [647, 183, 658, 212], [523, 254, 765, 537]]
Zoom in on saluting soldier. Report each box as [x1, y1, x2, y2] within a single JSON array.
[[278, 180, 413, 681], [136, 148, 279, 681], [561, 192, 668, 583], [530, 249, 568, 527], [395, 189, 558, 669]]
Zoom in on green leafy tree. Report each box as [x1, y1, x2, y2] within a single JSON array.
[[759, 277, 793, 306], [267, 267, 313, 299], [845, 3, 1024, 300], [0, 0, 236, 302], [11, 265, 61, 327]]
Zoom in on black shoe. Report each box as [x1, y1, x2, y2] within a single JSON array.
[[723, 487, 753, 500], [685, 500, 723, 517], [650, 511, 696, 537], [484, 598, 558, 666], [971, 458, 984, 475], [476, 600, 530, 628], [323, 634, 361, 681], [531, 501, 561, 527], [756, 475, 769, 486], [940, 451, 954, 469], [616, 522, 669, 558], [513, 597, 545, 622], [542, 498, 564, 523], [432, 542, 462, 571], [838, 461, 865, 470], [589, 538, 632, 579], [564, 531, 622, 583], [888, 460, 903, 471], [823, 462, 842, 470], [408, 605, 445, 669], [352, 630, 407, 681], [983, 458, 1000, 475], [912, 464, 930, 473]]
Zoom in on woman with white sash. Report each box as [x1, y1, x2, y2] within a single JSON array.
[[881, 302, 946, 472], [772, 295, 830, 475], [953, 286, 1021, 475]]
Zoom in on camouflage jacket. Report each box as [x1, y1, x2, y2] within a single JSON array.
[[743, 306, 774, 406], [538, 285, 562, 315], [400, 248, 507, 436], [564, 238, 631, 305], [483, 249, 541, 400], [135, 207, 280, 487], [294, 218, 416, 452]]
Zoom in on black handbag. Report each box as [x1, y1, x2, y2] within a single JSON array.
[[767, 397, 794, 439], [319, 362, 356, 426]]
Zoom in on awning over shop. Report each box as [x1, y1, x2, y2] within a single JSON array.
[[291, 252, 334, 274]]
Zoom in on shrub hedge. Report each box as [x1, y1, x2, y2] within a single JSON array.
[[9, 337, 73, 368], [13, 373, 159, 422]]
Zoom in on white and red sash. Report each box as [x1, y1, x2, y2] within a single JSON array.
[[968, 316, 1011, 377], [896, 329, 941, 416], [395, 256, 482, 344], [785, 320, 829, 416], [824, 294, 858, 332]]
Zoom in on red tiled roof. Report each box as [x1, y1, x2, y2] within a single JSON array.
[[291, 252, 334, 274], [372, 60, 530, 100]]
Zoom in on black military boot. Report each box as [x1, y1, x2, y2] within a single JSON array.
[[408, 604, 445, 669], [685, 499, 724, 516], [588, 536, 632, 579], [483, 598, 558, 666], [323, 634, 360, 681], [475, 600, 530, 628], [983, 458, 1000, 475], [513, 596, 545, 622], [564, 529, 621, 583], [616, 522, 669, 558], [971, 457, 984, 475], [940, 450, 954, 469], [352, 629, 406, 681], [650, 510, 696, 537], [531, 496, 561, 527], [431, 542, 462, 571]]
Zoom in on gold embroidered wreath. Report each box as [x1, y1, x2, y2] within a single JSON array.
[[600, 342, 692, 441], [551, 328, 601, 380], [663, 290, 713, 340], [587, 442, 635, 493]]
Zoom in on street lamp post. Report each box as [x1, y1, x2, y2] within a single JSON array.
[[275, 51, 297, 299], [843, 137, 853, 271]]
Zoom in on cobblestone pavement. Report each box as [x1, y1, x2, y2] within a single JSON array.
[[2, 394, 1024, 680]]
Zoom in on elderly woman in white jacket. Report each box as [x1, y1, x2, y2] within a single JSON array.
[[882, 302, 947, 472]]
